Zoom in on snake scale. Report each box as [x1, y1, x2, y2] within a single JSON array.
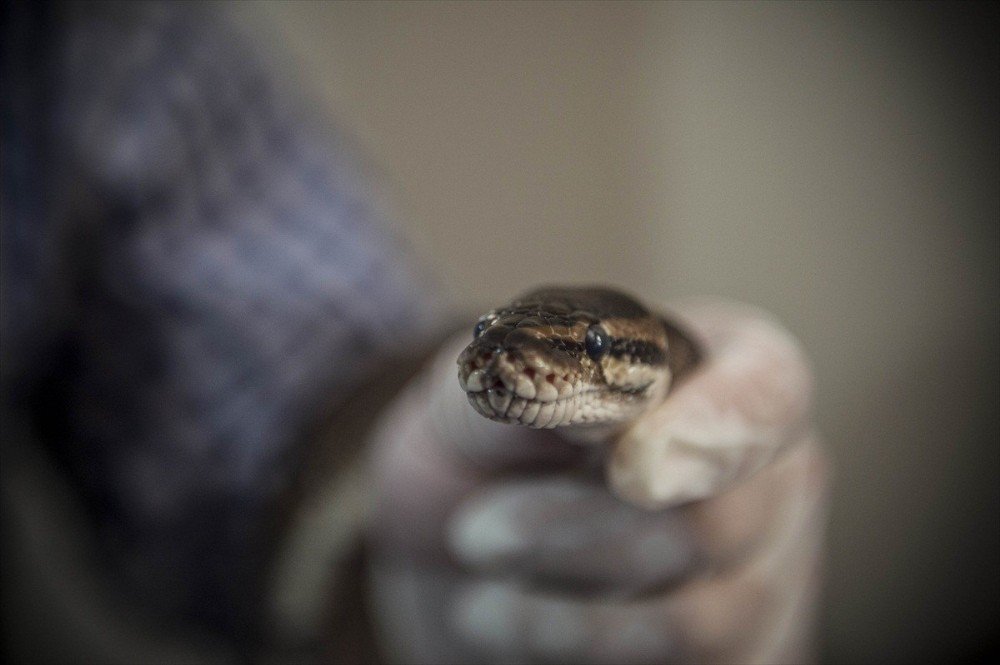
[[458, 286, 702, 436]]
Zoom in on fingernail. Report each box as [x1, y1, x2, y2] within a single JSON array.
[[448, 491, 531, 567], [609, 434, 721, 508]]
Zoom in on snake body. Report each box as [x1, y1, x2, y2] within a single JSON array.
[[457, 286, 702, 432]]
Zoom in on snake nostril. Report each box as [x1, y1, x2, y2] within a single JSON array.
[[545, 373, 556, 384]]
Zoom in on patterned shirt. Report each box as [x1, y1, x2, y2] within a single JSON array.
[[2, 1, 441, 640]]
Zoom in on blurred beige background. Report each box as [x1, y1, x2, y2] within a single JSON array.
[[248, 2, 997, 662]]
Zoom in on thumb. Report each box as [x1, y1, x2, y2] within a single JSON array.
[[608, 303, 814, 509]]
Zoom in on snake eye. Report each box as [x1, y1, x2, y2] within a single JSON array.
[[585, 324, 610, 360], [474, 315, 495, 339]]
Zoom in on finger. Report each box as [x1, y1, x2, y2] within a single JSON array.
[[447, 477, 697, 596], [609, 302, 814, 508], [681, 433, 828, 570], [673, 440, 830, 664], [368, 558, 486, 665], [448, 442, 830, 665], [449, 579, 682, 664], [446, 436, 827, 597]]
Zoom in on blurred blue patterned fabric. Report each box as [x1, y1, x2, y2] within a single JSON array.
[[1, 0, 440, 641]]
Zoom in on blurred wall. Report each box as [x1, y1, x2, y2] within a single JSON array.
[[250, 2, 998, 662]]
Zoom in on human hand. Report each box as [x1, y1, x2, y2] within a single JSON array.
[[366, 300, 829, 664]]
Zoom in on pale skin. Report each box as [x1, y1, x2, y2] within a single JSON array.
[[367, 299, 831, 664]]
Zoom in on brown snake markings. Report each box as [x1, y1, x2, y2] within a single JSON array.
[[457, 286, 702, 432]]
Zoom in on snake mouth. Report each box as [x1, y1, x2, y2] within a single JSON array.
[[459, 359, 591, 427], [462, 381, 655, 429], [465, 388, 596, 428]]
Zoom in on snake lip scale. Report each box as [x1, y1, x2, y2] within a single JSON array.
[[457, 286, 703, 432]]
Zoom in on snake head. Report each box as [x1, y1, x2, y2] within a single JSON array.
[[457, 287, 675, 430]]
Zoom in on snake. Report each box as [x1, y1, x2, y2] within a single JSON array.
[[457, 286, 702, 435]]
